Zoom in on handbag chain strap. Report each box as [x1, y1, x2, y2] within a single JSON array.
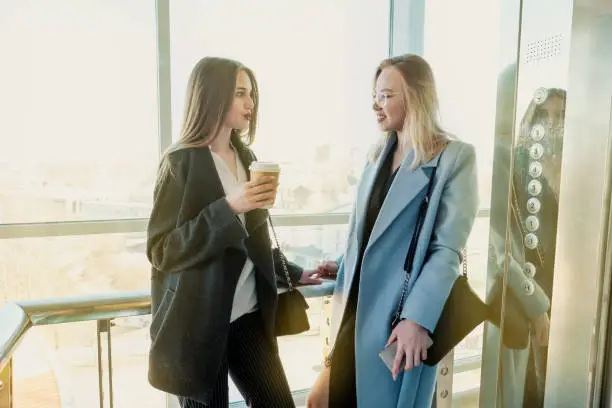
[[268, 215, 294, 292], [392, 153, 445, 326]]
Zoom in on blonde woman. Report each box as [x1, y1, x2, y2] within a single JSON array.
[[307, 54, 479, 408]]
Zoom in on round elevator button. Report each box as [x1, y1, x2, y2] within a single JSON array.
[[533, 87, 549, 105], [523, 262, 537, 278], [525, 216, 540, 232], [522, 279, 535, 295], [527, 198, 541, 214], [530, 124, 546, 141], [525, 233, 539, 249], [529, 162, 543, 178], [530, 143, 544, 160], [528, 180, 543, 196]]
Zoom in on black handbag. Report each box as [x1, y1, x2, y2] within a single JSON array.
[[391, 153, 489, 366], [269, 219, 310, 337]]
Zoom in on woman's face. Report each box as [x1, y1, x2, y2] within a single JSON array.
[[373, 67, 407, 132], [536, 95, 565, 128], [224, 70, 255, 131]]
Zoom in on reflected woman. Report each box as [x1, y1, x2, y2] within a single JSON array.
[[486, 84, 566, 407], [146, 57, 321, 408], [516, 87, 566, 407], [307, 54, 479, 408]]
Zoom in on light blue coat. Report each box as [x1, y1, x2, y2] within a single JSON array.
[[330, 138, 479, 408]]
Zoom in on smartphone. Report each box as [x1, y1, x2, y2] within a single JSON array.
[[378, 337, 434, 373]]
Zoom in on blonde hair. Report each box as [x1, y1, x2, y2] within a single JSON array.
[[157, 57, 259, 183], [370, 54, 449, 168]]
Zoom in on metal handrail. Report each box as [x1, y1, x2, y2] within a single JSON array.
[[0, 283, 335, 373], [0, 282, 482, 408], [0, 281, 482, 374]]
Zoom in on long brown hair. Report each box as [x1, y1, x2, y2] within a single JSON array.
[[371, 54, 449, 168], [157, 57, 259, 181]]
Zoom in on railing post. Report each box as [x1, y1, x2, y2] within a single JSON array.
[[0, 359, 13, 408], [322, 297, 332, 360], [435, 350, 454, 408], [96, 319, 114, 408]]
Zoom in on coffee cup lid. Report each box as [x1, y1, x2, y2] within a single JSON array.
[[249, 161, 280, 171]]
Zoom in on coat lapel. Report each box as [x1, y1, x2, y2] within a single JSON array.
[[354, 135, 397, 251], [365, 147, 443, 251]]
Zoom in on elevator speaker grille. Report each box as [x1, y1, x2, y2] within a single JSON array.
[[525, 34, 564, 63]]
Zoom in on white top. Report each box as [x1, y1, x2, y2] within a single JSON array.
[[210, 149, 258, 323]]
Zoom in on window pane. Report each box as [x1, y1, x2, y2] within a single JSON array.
[[170, 0, 390, 214], [423, 0, 500, 210], [13, 322, 166, 408], [0, 232, 148, 303], [13, 323, 100, 408], [110, 317, 168, 408], [0, 1, 158, 224], [274, 224, 347, 399], [423, 0, 501, 403]]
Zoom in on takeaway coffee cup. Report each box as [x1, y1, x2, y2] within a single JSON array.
[[249, 161, 281, 209]]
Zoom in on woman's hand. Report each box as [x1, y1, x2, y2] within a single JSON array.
[[532, 312, 550, 347], [306, 366, 330, 408], [226, 176, 278, 214], [386, 319, 430, 380], [299, 270, 323, 285], [316, 261, 339, 278]]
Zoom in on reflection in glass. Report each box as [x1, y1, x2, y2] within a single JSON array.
[[487, 84, 567, 407]]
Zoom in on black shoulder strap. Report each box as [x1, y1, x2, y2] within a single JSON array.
[[402, 154, 442, 273], [392, 152, 444, 327]]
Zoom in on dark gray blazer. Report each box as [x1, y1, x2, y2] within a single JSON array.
[[146, 136, 303, 403]]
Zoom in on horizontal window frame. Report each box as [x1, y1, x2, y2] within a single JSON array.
[[0, 209, 490, 239]]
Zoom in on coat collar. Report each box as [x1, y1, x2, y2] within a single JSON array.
[[356, 134, 443, 252]]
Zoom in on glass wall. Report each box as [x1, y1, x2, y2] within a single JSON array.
[[420, 0, 502, 404], [0, 0, 390, 406], [0, 0, 516, 406], [0, 0, 158, 224], [170, 0, 390, 215]]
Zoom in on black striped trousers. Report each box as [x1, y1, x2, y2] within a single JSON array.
[[178, 311, 295, 408]]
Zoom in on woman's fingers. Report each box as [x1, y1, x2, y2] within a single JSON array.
[[249, 176, 278, 189], [402, 344, 414, 372], [392, 344, 405, 380], [386, 331, 398, 347], [248, 183, 277, 197], [252, 190, 277, 203], [412, 346, 421, 369], [421, 344, 428, 363]]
